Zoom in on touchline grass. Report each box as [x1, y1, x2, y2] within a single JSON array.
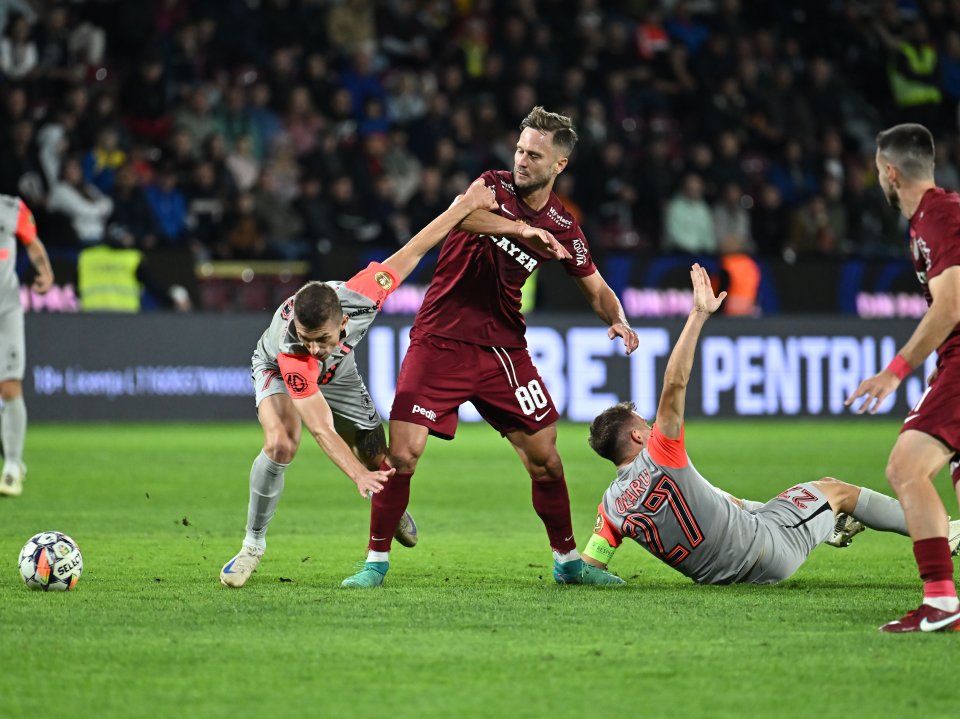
[[0, 421, 956, 719]]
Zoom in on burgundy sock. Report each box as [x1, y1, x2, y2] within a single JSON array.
[[368, 461, 412, 553], [913, 537, 956, 599], [532, 473, 576, 554]]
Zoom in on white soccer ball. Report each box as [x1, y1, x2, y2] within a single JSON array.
[[18, 531, 83, 591]]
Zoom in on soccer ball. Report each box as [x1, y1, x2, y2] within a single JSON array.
[[18, 531, 83, 591]]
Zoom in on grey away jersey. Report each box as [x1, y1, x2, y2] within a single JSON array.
[[253, 263, 398, 396], [599, 426, 768, 585], [0, 194, 34, 315]]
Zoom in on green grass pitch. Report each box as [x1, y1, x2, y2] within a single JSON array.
[[0, 420, 957, 719]]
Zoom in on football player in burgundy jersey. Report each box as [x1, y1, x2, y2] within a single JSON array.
[[342, 107, 639, 588], [0, 195, 54, 498], [846, 124, 960, 632]]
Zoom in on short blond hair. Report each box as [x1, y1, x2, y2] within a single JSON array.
[[520, 106, 578, 156]]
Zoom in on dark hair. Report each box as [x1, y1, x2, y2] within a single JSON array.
[[293, 281, 342, 328], [876, 123, 935, 181], [588, 401, 641, 464], [520, 106, 578, 156]]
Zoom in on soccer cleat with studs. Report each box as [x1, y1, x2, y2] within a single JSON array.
[[219, 545, 263, 588], [553, 558, 626, 586], [340, 561, 388, 588], [879, 603, 960, 633], [825, 513, 865, 548], [0, 463, 26, 497]]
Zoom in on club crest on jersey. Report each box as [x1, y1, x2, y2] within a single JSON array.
[[374, 271, 393, 290], [284, 372, 309, 393], [280, 298, 294, 321]]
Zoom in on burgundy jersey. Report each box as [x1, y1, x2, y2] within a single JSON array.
[[909, 187, 960, 360], [413, 170, 597, 348]]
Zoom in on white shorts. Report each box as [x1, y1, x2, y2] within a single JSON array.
[[0, 307, 25, 382], [250, 349, 381, 432]]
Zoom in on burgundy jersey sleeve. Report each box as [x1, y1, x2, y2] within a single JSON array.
[[922, 202, 960, 280], [558, 224, 597, 278]]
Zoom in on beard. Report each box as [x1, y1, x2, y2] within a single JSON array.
[[513, 169, 550, 196]]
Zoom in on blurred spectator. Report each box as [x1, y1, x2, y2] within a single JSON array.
[[285, 86, 324, 158], [122, 51, 172, 142], [253, 168, 303, 259], [876, 17, 942, 129], [1, 14, 38, 81], [785, 195, 837, 258], [174, 85, 217, 156], [752, 183, 788, 257], [144, 164, 189, 246], [663, 173, 715, 254], [48, 156, 114, 245], [293, 175, 334, 253], [767, 139, 817, 207], [185, 161, 226, 259], [83, 128, 126, 194], [107, 163, 159, 250], [713, 182, 754, 255], [225, 134, 260, 192], [248, 81, 282, 154], [0, 120, 42, 199], [221, 192, 267, 260], [216, 84, 261, 156]]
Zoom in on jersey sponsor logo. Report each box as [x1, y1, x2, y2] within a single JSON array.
[[412, 403, 437, 421], [547, 206, 573, 229], [284, 372, 309, 394], [572, 237, 588, 267], [348, 306, 375, 317], [912, 236, 932, 272], [499, 178, 515, 194], [374, 271, 393, 290], [487, 235, 539, 272]]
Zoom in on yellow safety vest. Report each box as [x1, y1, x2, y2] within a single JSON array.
[[889, 42, 942, 107], [78, 245, 143, 312]]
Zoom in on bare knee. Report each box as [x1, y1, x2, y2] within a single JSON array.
[[263, 431, 299, 464], [388, 443, 423, 474], [0, 381, 22, 401], [811, 476, 860, 515]]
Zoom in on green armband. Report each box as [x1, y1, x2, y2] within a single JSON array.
[[584, 533, 617, 565]]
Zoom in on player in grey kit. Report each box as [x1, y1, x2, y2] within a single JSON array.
[[0, 195, 54, 497], [220, 179, 568, 586], [579, 264, 960, 588]]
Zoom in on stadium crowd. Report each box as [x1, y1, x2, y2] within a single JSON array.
[[3, 0, 960, 278]]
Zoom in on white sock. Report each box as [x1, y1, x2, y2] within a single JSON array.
[[923, 596, 960, 613], [244, 450, 288, 549], [553, 549, 580, 563], [366, 550, 389, 563]]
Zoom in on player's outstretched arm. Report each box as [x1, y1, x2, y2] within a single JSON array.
[[292, 391, 395, 497], [458, 208, 571, 260], [25, 237, 54, 294], [380, 179, 497, 281], [574, 271, 639, 354], [656, 264, 726, 438], [846, 265, 960, 414]]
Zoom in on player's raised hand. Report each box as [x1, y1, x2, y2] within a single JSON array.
[[460, 179, 498, 212], [690, 263, 726, 315], [519, 225, 572, 260], [844, 372, 899, 415], [355, 466, 395, 498]]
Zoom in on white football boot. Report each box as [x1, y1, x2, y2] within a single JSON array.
[[0, 463, 25, 497], [219, 545, 263, 587], [825, 513, 865, 548]]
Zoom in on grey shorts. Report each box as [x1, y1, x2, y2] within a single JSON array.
[[251, 351, 381, 432], [741, 482, 834, 585], [0, 307, 25, 382]]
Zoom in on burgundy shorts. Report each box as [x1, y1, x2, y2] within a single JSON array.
[[390, 330, 560, 439], [900, 359, 960, 460]]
